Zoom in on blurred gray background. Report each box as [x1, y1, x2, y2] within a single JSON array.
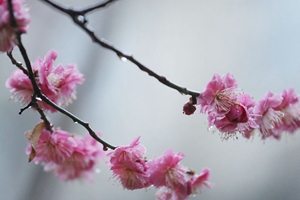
[[1, 0, 300, 199]]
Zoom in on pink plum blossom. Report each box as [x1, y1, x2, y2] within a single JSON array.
[[107, 136, 150, 189], [33, 50, 84, 111], [207, 93, 258, 139], [0, 0, 30, 52], [107, 138, 212, 195], [44, 134, 105, 181], [26, 127, 105, 181], [150, 150, 212, 200], [197, 73, 238, 114], [6, 50, 84, 112], [5, 68, 32, 103], [190, 168, 212, 194], [155, 169, 212, 200], [28, 129, 76, 164], [155, 186, 189, 200], [254, 91, 284, 139], [110, 160, 150, 190], [150, 149, 186, 190], [274, 88, 300, 134], [108, 136, 146, 164]]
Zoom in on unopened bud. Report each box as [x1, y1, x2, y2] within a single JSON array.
[[183, 102, 196, 115]]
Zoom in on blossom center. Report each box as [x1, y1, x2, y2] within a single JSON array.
[[226, 104, 248, 123]]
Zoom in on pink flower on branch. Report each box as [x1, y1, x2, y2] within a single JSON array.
[[107, 138, 212, 197], [33, 50, 85, 111], [5, 68, 32, 103], [6, 50, 84, 112], [208, 93, 258, 139], [150, 149, 186, 189], [108, 136, 146, 164], [254, 91, 284, 139], [274, 88, 300, 134], [28, 129, 76, 164], [150, 149, 212, 200], [190, 168, 212, 194], [107, 136, 150, 189], [44, 134, 105, 181], [0, 0, 30, 52], [155, 169, 212, 200], [155, 186, 189, 200], [110, 160, 150, 190], [197, 73, 238, 114], [26, 126, 105, 181]]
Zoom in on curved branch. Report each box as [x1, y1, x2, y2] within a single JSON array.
[[40, 0, 201, 98]]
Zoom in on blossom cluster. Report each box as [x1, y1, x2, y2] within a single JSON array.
[[26, 126, 105, 181], [185, 73, 300, 140], [107, 137, 212, 200], [0, 0, 30, 52], [6, 50, 84, 112]]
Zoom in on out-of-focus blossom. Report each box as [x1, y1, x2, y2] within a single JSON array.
[[190, 168, 212, 194], [197, 73, 238, 114], [254, 91, 284, 139], [28, 129, 76, 164], [0, 0, 30, 52], [44, 135, 105, 181], [5, 68, 32, 103], [155, 186, 189, 200], [6, 50, 84, 112], [26, 128, 105, 181], [151, 149, 212, 200], [274, 88, 300, 134]]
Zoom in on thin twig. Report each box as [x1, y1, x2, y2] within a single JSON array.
[[7, 51, 28, 75], [29, 95, 53, 132], [79, 0, 118, 15], [40, 0, 201, 98]]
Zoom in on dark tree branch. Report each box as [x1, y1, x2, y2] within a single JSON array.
[[8, 37, 53, 131], [6, 0, 116, 150], [40, 0, 201, 98], [27, 94, 54, 132], [7, 0, 17, 29]]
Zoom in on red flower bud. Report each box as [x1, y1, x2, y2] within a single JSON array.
[[183, 103, 196, 115]]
